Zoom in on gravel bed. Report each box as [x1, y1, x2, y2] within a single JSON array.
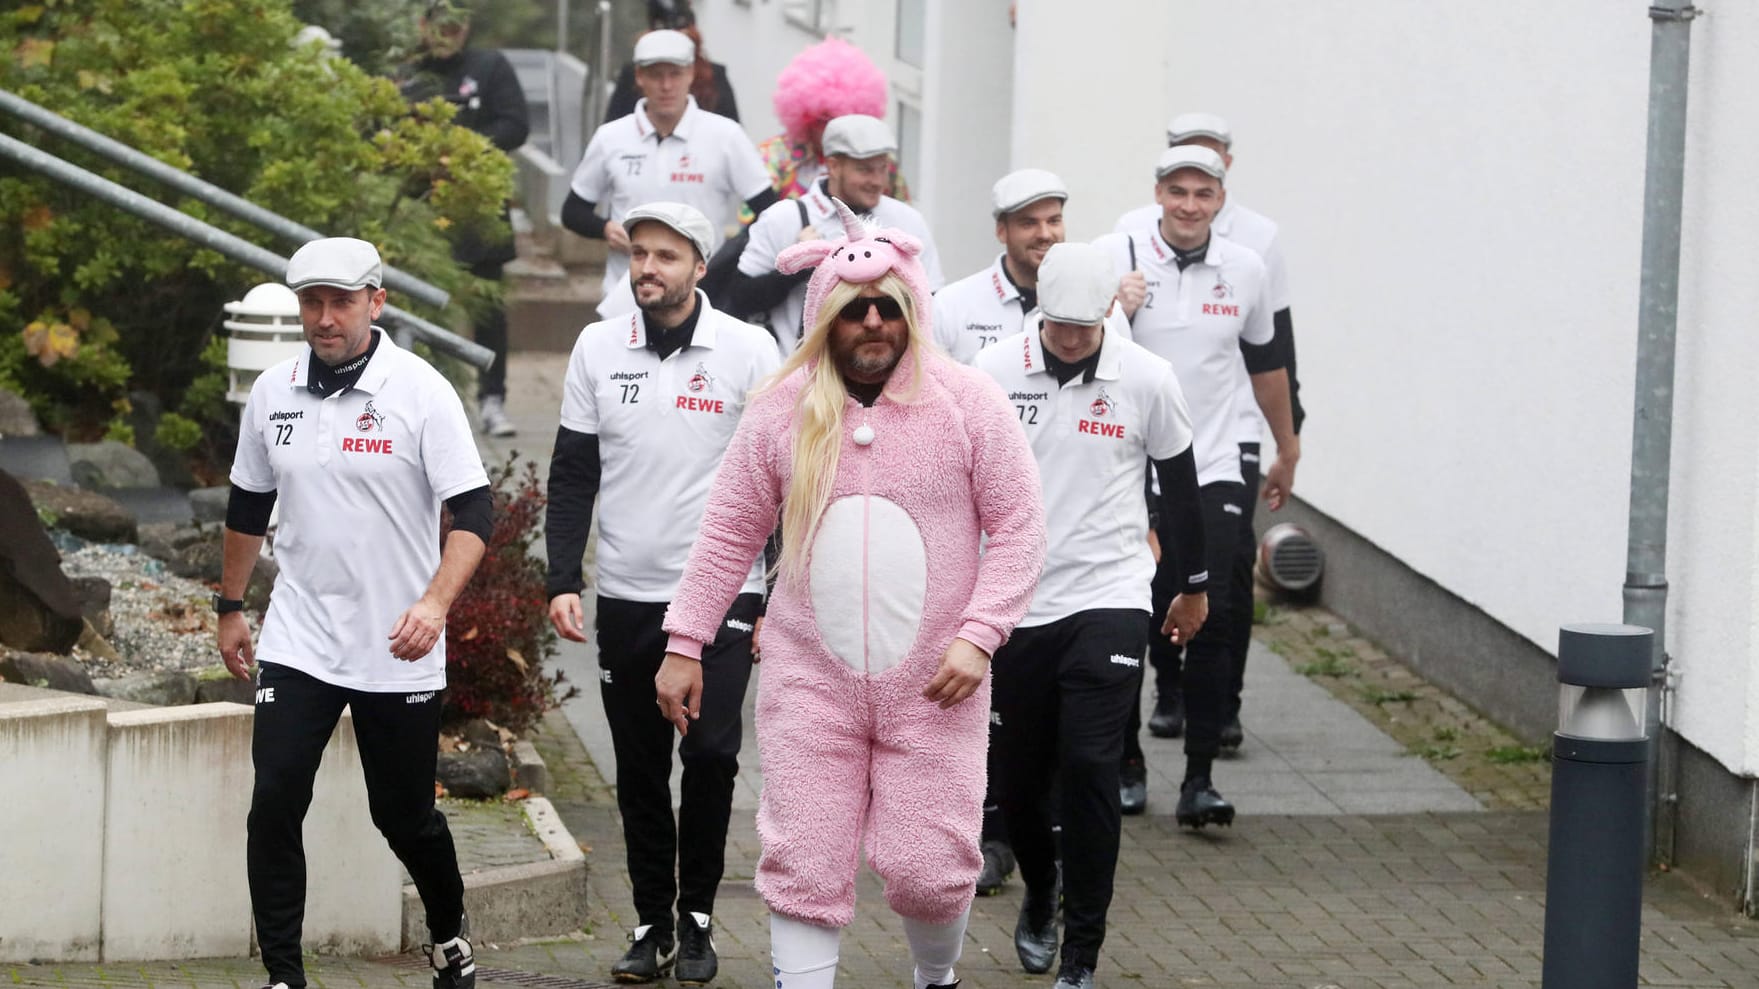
[[58, 542, 253, 680]]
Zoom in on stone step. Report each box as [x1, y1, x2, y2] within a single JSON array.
[[507, 270, 603, 354]]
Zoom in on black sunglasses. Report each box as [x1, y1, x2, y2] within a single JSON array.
[[836, 296, 905, 323]]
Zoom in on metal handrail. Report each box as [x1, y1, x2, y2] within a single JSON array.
[[0, 88, 450, 310], [0, 132, 492, 369]]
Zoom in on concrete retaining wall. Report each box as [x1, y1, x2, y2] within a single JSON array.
[[0, 695, 108, 963], [0, 690, 401, 962]]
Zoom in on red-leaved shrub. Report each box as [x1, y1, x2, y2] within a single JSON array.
[[441, 455, 575, 733]]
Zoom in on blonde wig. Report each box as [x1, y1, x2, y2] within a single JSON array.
[[765, 272, 935, 586]]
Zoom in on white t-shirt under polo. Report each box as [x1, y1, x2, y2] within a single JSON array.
[[558, 293, 778, 602], [738, 180, 944, 354], [933, 252, 1132, 363], [1096, 228, 1272, 487], [230, 331, 488, 692], [1117, 200, 1291, 448], [975, 326, 1194, 627], [571, 96, 771, 316]]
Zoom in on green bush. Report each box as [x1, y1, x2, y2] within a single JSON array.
[[0, 0, 512, 446]]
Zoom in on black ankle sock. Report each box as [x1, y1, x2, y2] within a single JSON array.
[[1183, 756, 1214, 787]]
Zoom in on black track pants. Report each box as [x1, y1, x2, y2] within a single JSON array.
[[1226, 442, 1262, 720], [1124, 481, 1249, 765], [596, 593, 760, 929], [247, 662, 463, 989], [992, 609, 1150, 970]]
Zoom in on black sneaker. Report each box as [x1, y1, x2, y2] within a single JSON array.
[[1013, 877, 1060, 974], [1174, 777, 1236, 829], [1218, 715, 1244, 753], [1119, 757, 1147, 816], [976, 838, 1016, 895], [424, 934, 476, 989], [1052, 962, 1096, 989], [1147, 691, 1185, 738], [612, 925, 677, 983], [674, 912, 717, 987]]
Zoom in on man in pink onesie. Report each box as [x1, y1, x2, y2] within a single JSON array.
[[655, 200, 1047, 989]]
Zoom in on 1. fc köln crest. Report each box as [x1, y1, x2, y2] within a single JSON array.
[[1089, 387, 1115, 418], [687, 363, 715, 393]]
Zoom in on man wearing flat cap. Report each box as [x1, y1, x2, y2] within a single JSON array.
[[564, 30, 777, 320], [975, 242, 1209, 989], [544, 203, 779, 984], [934, 169, 1142, 364], [218, 237, 494, 989], [730, 113, 943, 354], [1116, 114, 1306, 752], [1101, 145, 1300, 829]]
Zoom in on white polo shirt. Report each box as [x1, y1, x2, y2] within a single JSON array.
[[230, 332, 488, 692], [558, 293, 779, 602], [738, 180, 944, 354], [1096, 228, 1271, 487], [933, 252, 1132, 363], [975, 326, 1193, 627], [1117, 200, 1291, 448], [571, 96, 771, 316]]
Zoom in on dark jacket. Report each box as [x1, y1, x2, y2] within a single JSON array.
[[606, 60, 739, 124], [401, 47, 530, 266]]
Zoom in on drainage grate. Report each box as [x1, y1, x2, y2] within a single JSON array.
[[387, 953, 620, 989], [476, 965, 622, 989]]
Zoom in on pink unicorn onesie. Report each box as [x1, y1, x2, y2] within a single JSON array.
[[657, 201, 1046, 989]]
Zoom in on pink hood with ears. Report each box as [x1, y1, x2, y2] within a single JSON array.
[[776, 198, 935, 345]]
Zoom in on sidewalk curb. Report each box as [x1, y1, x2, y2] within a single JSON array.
[[401, 763, 589, 950]]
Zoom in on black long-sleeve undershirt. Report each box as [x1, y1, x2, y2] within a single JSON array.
[[224, 483, 493, 543], [1152, 447, 1209, 595], [1274, 307, 1305, 433], [544, 427, 601, 598]]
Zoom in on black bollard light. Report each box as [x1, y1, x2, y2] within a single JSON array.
[[1541, 623, 1653, 989]]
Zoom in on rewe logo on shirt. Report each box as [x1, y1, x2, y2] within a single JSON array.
[[341, 436, 395, 454]]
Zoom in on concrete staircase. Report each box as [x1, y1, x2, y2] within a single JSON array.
[[505, 227, 605, 354]]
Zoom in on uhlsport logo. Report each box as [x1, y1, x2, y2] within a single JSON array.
[[1089, 386, 1115, 418], [356, 399, 386, 432], [406, 690, 437, 705], [687, 362, 715, 393], [1109, 654, 1142, 668]]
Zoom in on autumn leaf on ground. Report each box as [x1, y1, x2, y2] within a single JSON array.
[[503, 788, 530, 802], [15, 38, 54, 70], [506, 648, 527, 673]]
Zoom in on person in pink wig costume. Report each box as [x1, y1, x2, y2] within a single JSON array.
[[655, 200, 1047, 989], [750, 38, 911, 213]]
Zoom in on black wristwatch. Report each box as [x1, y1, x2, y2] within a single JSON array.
[[213, 594, 245, 615]]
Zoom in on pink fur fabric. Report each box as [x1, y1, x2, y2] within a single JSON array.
[[777, 200, 936, 353], [662, 356, 1047, 926], [771, 37, 888, 140]]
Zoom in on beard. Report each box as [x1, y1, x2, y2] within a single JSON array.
[[831, 327, 906, 382], [635, 277, 694, 313]]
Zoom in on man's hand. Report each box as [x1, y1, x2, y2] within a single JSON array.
[[1146, 528, 1162, 564], [750, 616, 765, 663], [388, 597, 447, 661], [796, 223, 822, 244], [219, 611, 255, 681], [655, 652, 703, 735], [606, 220, 631, 253], [548, 593, 589, 643], [922, 637, 990, 709], [1117, 270, 1148, 317], [1162, 591, 1209, 645], [1263, 448, 1299, 511]]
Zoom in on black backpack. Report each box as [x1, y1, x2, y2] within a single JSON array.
[[700, 199, 810, 317]]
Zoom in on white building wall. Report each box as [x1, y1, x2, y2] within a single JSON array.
[[1028, 0, 1759, 774], [697, 1, 1759, 774]]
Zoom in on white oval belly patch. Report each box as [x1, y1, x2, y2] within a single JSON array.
[[808, 495, 929, 674]]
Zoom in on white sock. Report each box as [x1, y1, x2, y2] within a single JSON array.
[[903, 906, 969, 989], [771, 913, 843, 989]]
